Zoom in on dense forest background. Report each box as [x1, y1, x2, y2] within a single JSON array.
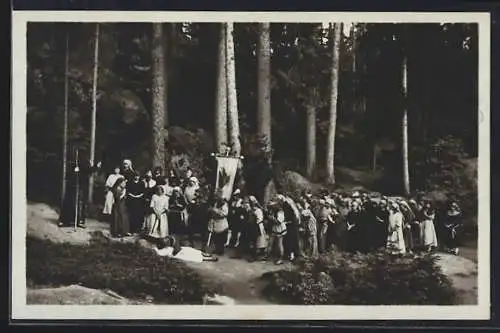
[[26, 22, 478, 221]]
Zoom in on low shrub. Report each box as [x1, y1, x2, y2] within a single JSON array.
[[26, 236, 218, 304], [261, 249, 458, 305]]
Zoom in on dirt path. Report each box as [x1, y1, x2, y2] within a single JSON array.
[[25, 202, 478, 305]]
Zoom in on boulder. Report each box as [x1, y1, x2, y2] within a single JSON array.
[[278, 171, 323, 197]]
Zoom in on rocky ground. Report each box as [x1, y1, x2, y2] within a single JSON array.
[[25, 202, 478, 305]]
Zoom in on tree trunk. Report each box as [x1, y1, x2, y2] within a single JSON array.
[[87, 23, 99, 204], [402, 56, 410, 196], [61, 30, 69, 209], [151, 23, 167, 171], [325, 23, 342, 184], [257, 22, 272, 154], [215, 23, 228, 152], [306, 104, 316, 179], [225, 22, 241, 156], [162, 24, 169, 128]]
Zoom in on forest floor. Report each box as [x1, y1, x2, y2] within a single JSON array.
[[25, 202, 478, 305]]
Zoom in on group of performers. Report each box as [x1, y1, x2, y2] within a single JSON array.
[[58, 154, 465, 264]]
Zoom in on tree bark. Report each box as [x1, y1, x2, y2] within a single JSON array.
[[325, 23, 342, 184], [151, 23, 167, 171], [257, 22, 272, 153], [225, 22, 241, 156], [87, 23, 99, 204], [306, 104, 316, 179], [61, 30, 69, 209], [402, 56, 410, 196], [215, 23, 228, 153]]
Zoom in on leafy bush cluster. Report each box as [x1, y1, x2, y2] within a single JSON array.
[[411, 135, 477, 222], [261, 249, 458, 305], [26, 236, 218, 304]]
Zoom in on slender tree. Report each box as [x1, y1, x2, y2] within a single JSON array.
[[402, 55, 410, 196], [215, 23, 228, 152], [325, 23, 342, 184], [151, 23, 167, 171], [257, 22, 272, 154], [225, 22, 241, 155], [61, 28, 69, 209], [88, 23, 100, 204], [305, 98, 316, 179]]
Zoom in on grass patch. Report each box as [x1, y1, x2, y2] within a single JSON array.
[[261, 249, 459, 305], [26, 236, 219, 304]]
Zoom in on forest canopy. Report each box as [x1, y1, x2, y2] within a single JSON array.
[[26, 22, 478, 215]]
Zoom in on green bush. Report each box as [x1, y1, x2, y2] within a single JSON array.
[[26, 236, 218, 304], [261, 249, 458, 305], [411, 135, 477, 222]]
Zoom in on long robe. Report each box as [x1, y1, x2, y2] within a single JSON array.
[[143, 193, 170, 239], [420, 210, 438, 248], [387, 211, 406, 254], [110, 189, 130, 237], [59, 160, 99, 226], [126, 180, 145, 233], [102, 173, 124, 215]]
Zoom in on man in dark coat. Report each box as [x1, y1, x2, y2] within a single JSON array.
[[58, 150, 101, 228]]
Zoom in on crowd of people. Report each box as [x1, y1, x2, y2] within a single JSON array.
[[59, 157, 465, 265]]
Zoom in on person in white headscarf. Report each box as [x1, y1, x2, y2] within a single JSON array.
[[387, 203, 406, 255], [121, 159, 135, 182]]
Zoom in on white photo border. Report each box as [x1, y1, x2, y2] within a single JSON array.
[[11, 10, 491, 321]]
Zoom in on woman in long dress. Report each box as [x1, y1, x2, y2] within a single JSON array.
[[110, 178, 131, 237], [420, 202, 439, 252], [102, 167, 124, 220], [126, 172, 146, 234], [386, 203, 406, 255], [249, 196, 268, 261], [143, 185, 170, 240]]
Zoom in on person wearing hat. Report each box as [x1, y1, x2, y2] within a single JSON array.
[[387, 202, 406, 255], [440, 200, 462, 255], [110, 177, 132, 238], [398, 200, 417, 253]]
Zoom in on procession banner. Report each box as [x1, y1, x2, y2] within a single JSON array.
[[214, 156, 240, 201]]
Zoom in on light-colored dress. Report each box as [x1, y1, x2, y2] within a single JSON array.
[[387, 211, 406, 254], [420, 211, 438, 248], [143, 193, 170, 239], [102, 174, 124, 215], [253, 207, 268, 249], [153, 246, 204, 263]]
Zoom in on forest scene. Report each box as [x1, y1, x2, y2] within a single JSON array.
[[24, 21, 480, 307]]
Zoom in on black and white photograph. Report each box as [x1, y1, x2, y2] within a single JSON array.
[[11, 11, 490, 320]]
